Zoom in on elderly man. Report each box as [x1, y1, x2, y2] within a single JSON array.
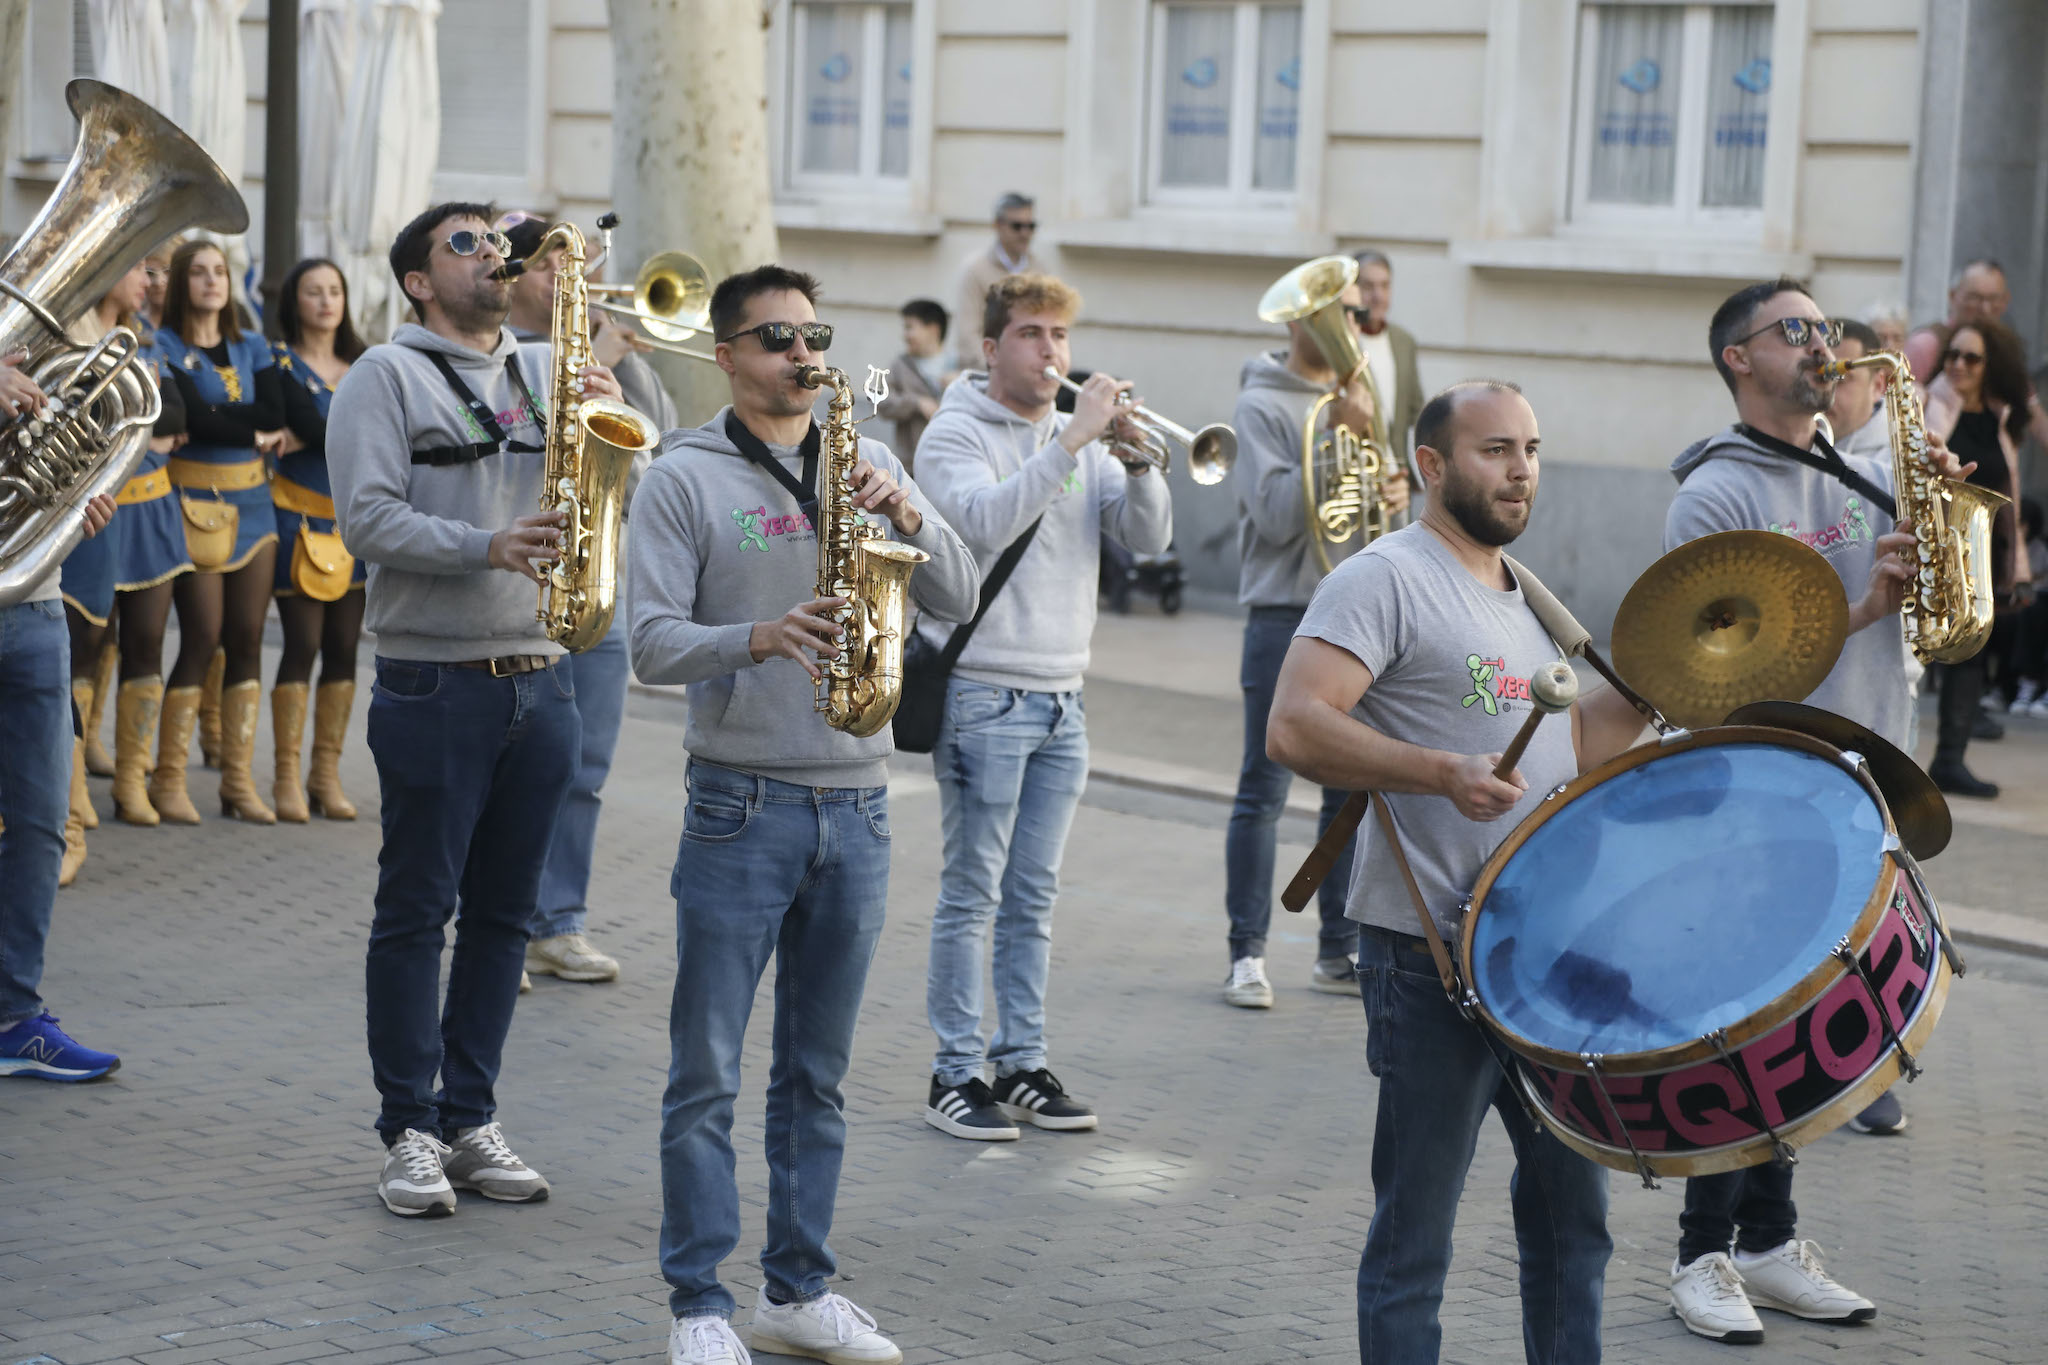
[[952, 193, 1039, 372]]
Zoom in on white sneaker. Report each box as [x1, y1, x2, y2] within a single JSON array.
[[378, 1128, 456, 1218], [1669, 1254, 1763, 1343], [1223, 955, 1273, 1009], [670, 1314, 750, 1365], [2029, 697, 2048, 720], [443, 1122, 550, 1203], [749, 1291, 901, 1365], [2009, 680, 2041, 712], [525, 931, 620, 982], [1734, 1239, 1876, 1323]]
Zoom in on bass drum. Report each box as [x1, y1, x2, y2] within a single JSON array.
[[1457, 726, 1956, 1179]]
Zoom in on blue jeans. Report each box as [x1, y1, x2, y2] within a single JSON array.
[[1227, 606, 1359, 961], [927, 680, 1089, 1085], [532, 628, 629, 939], [0, 601, 71, 1030], [1678, 1164, 1797, 1266], [659, 760, 892, 1320], [1356, 928, 1610, 1365], [363, 657, 580, 1144]]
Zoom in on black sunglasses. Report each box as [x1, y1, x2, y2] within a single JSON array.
[[1942, 347, 1986, 368], [444, 228, 512, 259], [1732, 316, 1843, 349], [717, 320, 834, 353], [1002, 219, 1038, 232]]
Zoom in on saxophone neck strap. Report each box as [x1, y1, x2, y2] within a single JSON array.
[[1733, 422, 1898, 521], [411, 350, 543, 466], [725, 411, 822, 525]]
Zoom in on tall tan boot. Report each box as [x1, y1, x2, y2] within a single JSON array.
[[113, 677, 163, 826], [271, 682, 310, 823], [66, 709, 97, 831], [198, 646, 225, 768], [308, 679, 358, 820], [218, 679, 275, 824], [84, 643, 116, 776], [149, 685, 203, 825], [58, 806, 86, 887]]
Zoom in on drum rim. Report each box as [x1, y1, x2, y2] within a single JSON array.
[[1458, 724, 1903, 1074], [1518, 943, 1953, 1178]]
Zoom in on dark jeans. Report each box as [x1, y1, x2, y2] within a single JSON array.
[[0, 601, 71, 1030], [2014, 595, 2048, 682], [363, 657, 579, 1144], [1356, 928, 1610, 1364], [1227, 606, 1358, 961], [1934, 656, 1987, 764], [1677, 1163, 1797, 1266]]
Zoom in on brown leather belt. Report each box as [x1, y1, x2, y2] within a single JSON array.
[[447, 654, 558, 677]]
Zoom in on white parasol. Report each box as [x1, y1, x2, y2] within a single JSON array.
[[329, 0, 441, 340]]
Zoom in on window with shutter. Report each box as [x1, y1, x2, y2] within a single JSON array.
[[11, 1, 92, 167], [432, 0, 545, 203]]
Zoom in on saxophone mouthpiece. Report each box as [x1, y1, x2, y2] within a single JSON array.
[[490, 260, 527, 282], [793, 363, 828, 390]]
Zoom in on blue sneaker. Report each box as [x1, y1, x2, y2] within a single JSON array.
[[0, 1014, 120, 1081]]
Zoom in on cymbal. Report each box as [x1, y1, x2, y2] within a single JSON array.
[[1724, 701, 1952, 860], [1611, 531, 1848, 728]]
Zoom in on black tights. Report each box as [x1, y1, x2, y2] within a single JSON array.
[[169, 547, 277, 688], [66, 582, 176, 684], [276, 590, 365, 686]]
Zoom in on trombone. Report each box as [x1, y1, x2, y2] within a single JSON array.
[[1041, 366, 1236, 485], [588, 250, 719, 364]]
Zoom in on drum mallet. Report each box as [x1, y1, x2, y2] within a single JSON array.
[[1493, 661, 1580, 780]]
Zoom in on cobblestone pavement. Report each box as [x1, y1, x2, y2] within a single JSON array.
[[8, 620, 2048, 1365]]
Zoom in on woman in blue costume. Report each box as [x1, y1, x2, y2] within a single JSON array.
[[154, 240, 286, 824], [54, 262, 194, 878], [267, 259, 366, 823]]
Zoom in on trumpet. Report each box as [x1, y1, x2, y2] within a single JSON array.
[[1041, 367, 1236, 485]]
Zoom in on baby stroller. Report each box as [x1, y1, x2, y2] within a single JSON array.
[[1101, 538, 1186, 614]]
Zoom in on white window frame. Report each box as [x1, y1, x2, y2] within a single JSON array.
[[1143, 0, 1301, 211], [1567, 0, 1772, 236], [431, 0, 548, 205]]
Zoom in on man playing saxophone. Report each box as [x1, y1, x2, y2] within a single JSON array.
[[625, 265, 976, 1365], [1662, 278, 1971, 1343], [328, 202, 624, 1219], [1223, 270, 1410, 1009]]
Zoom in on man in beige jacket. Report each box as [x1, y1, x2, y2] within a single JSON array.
[[953, 192, 1039, 371]]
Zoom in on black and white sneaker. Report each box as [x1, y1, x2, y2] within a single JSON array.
[[925, 1075, 1020, 1141], [992, 1067, 1098, 1132]]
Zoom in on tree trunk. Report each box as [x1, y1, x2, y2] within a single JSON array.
[[0, 1, 29, 214], [607, 0, 780, 424]]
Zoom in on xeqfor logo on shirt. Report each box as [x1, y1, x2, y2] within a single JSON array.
[[732, 505, 815, 552], [1461, 654, 1534, 717]]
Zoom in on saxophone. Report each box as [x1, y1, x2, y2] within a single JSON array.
[[524, 222, 661, 652], [796, 362, 929, 736], [1818, 350, 2009, 663]]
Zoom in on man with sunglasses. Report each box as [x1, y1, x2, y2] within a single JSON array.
[[329, 201, 626, 1219], [1221, 268, 1410, 1009], [952, 191, 1039, 372], [1661, 278, 1971, 1343], [496, 211, 677, 992], [626, 265, 977, 1365], [1351, 248, 1427, 487]]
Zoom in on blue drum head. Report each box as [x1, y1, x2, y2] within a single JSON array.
[[1470, 742, 1887, 1057]]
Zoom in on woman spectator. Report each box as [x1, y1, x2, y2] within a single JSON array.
[[1920, 318, 2032, 797], [153, 239, 287, 824], [266, 259, 366, 823], [2005, 499, 2048, 718], [54, 262, 193, 877]]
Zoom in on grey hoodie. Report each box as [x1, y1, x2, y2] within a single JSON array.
[[329, 323, 557, 662], [1666, 424, 1912, 748], [626, 409, 979, 789], [911, 372, 1174, 692], [1232, 351, 1365, 608]]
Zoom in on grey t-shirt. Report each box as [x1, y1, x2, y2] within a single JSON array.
[[1296, 524, 1580, 939]]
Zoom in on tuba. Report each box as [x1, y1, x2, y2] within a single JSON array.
[[1818, 351, 2010, 663], [798, 362, 928, 736], [1258, 256, 1395, 574], [0, 79, 249, 607], [524, 221, 662, 652]]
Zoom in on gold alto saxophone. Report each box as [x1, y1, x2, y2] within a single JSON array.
[[521, 222, 661, 652], [796, 362, 928, 736], [1818, 351, 2009, 664]]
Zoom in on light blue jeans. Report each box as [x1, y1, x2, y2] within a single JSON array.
[[0, 600, 71, 1030], [659, 760, 892, 1320], [927, 679, 1089, 1086], [532, 626, 630, 939]]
